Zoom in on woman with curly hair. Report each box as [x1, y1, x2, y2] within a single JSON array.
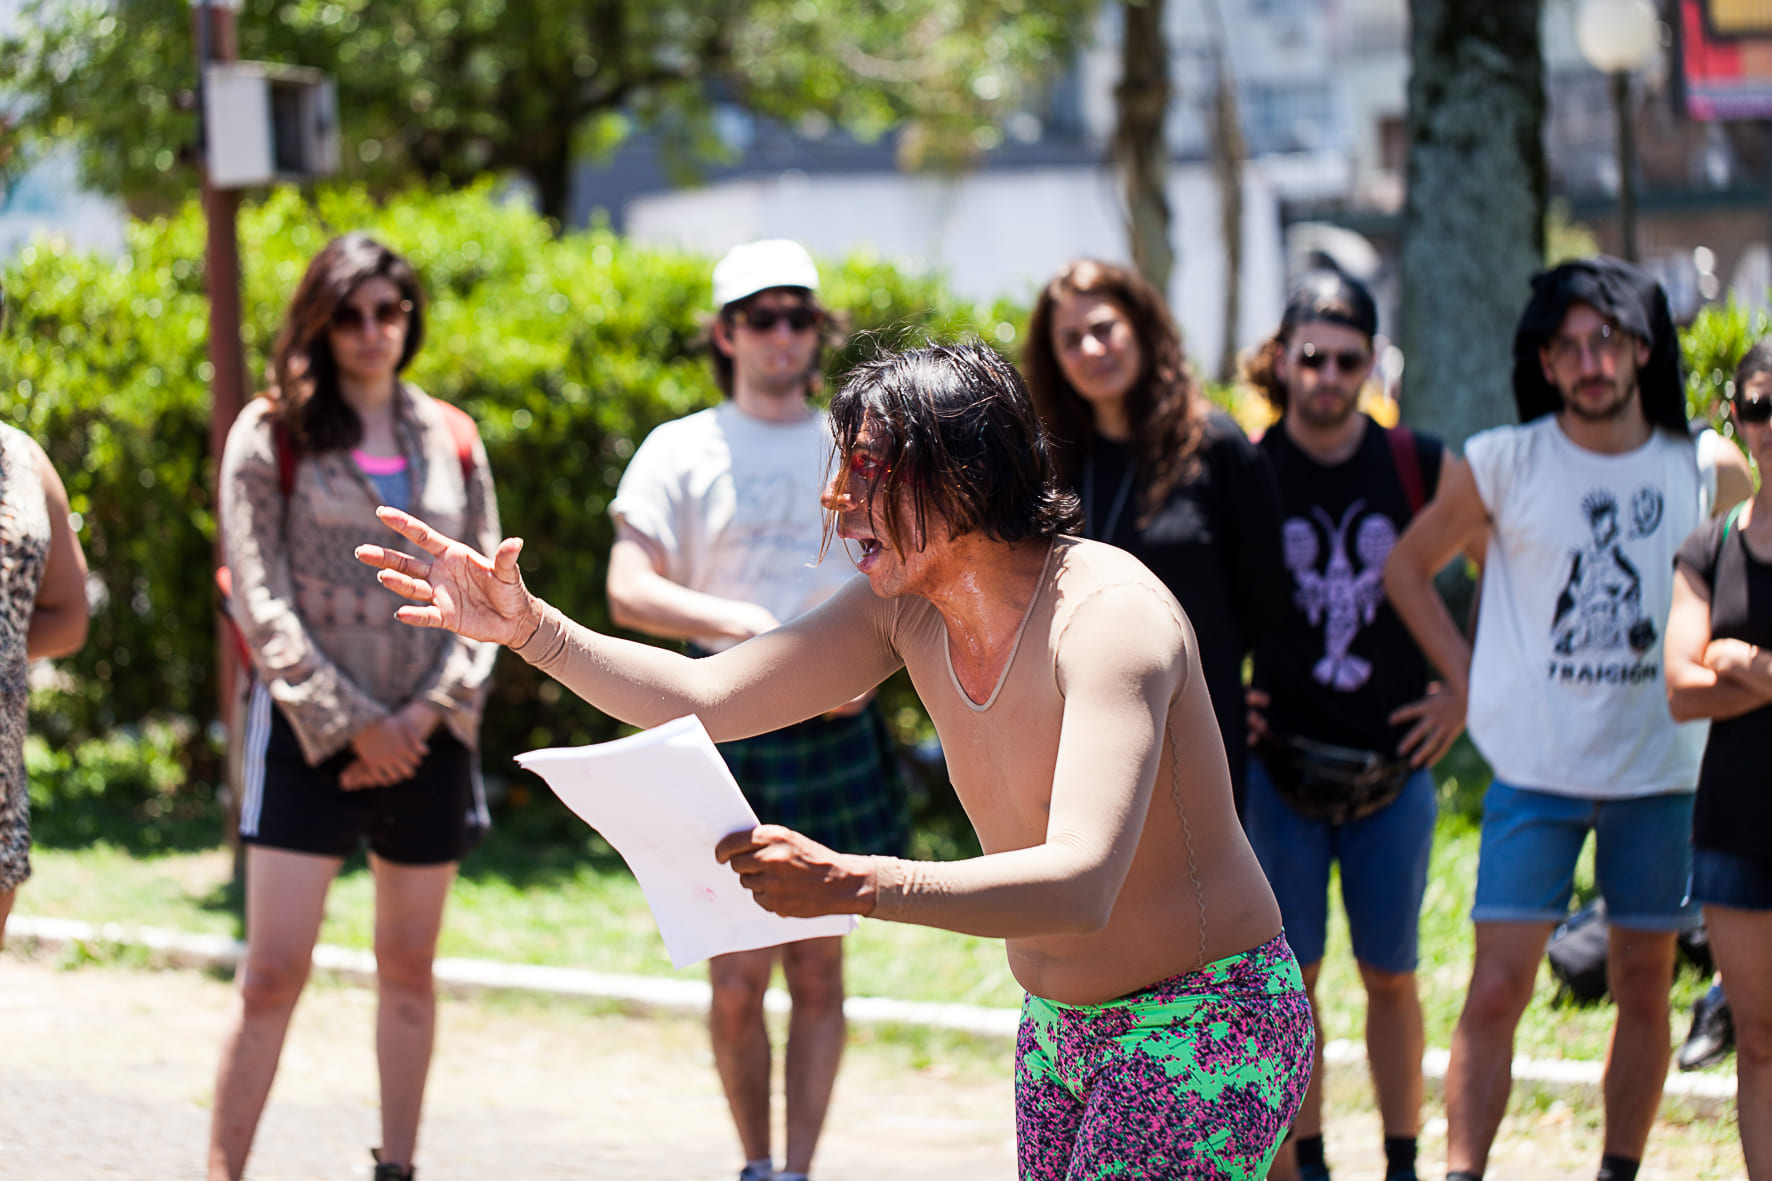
[[208, 233, 501, 1181], [1025, 260, 1282, 814]]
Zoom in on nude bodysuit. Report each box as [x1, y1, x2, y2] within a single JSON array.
[[515, 535, 1280, 1005]]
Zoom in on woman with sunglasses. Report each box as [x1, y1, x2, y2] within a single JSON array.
[[209, 234, 500, 1181], [1024, 259, 1283, 817], [1666, 342, 1772, 1180]]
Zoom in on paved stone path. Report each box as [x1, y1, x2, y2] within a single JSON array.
[[0, 947, 1746, 1180], [0, 952, 1016, 1180]]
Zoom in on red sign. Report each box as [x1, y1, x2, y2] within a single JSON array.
[[1679, 0, 1772, 118]]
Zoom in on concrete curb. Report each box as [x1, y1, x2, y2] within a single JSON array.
[[9, 915, 1737, 1113]]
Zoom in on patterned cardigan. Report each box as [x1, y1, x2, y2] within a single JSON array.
[[218, 385, 500, 766]]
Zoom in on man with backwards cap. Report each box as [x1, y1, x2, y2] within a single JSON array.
[[603, 241, 909, 1181], [1241, 270, 1460, 1181], [1384, 257, 1753, 1181]]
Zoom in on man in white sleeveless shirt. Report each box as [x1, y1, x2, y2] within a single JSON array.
[[1384, 257, 1752, 1181]]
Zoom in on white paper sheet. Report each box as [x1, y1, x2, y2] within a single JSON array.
[[514, 715, 857, 968]]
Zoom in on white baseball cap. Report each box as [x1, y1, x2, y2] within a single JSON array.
[[712, 239, 820, 310]]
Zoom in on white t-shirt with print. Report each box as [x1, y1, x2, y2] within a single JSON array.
[[1464, 415, 1715, 798], [610, 402, 857, 652]]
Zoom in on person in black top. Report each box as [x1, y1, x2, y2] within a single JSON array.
[[1666, 339, 1772, 1181], [1024, 259, 1282, 817], [1240, 271, 1468, 1181]]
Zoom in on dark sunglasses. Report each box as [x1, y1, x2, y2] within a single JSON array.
[[1296, 342, 1369, 373], [1737, 395, 1772, 425], [731, 305, 822, 333], [331, 298, 412, 332]]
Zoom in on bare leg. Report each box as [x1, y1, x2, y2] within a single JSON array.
[[1265, 961, 1324, 1181], [1359, 962, 1425, 1139], [710, 947, 778, 1167], [0, 886, 14, 951], [1707, 905, 1772, 1180], [207, 847, 341, 1181], [1598, 926, 1676, 1161], [1445, 921, 1553, 1176], [369, 855, 457, 1170], [780, 936, 846, 1176]]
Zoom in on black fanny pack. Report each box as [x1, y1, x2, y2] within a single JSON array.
[[1255, 733, 1414, 825]]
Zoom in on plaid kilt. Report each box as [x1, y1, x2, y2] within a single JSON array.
[[717, 703, 910, 858]]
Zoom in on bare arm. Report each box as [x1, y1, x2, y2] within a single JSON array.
[[25, 440, 89, 660], [1705, 636, 1772, 698], [358, 507, 897, 739], [718, 585, 1183, 939], [1665, 563, 1772, 722], [1714, 441, 1756, 517], [1385, 454, 1480, 767], [606, 525, 780, 642], [1382, 455, 1489, 700]]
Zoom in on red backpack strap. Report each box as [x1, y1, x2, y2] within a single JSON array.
[[434, 399, 479, 481], [272, 420, 299, 498], [1387, 424, 1426, 518]]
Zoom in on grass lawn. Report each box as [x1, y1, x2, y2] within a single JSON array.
[[19, 754, 1723, 1072]]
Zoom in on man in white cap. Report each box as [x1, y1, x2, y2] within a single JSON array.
[[604, 241, 909, 1181]]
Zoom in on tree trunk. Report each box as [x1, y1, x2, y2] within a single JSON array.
[[1114, 0, 1174, 295], [1400, 0, 1545, 450], [532, 141, 571, 229], [1212, 54, 1246, 383]]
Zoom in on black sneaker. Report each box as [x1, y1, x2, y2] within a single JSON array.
[[1677, 984, 1734, 1072], [371, 1148, 415, 1181]]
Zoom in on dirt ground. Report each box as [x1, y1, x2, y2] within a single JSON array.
[[0, 948, 1748, 1180]]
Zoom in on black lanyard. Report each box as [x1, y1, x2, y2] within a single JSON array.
[[1081, 443, 1137, 542]]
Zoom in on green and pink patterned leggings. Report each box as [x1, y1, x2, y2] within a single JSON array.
[[1015, 932, 1314, 1180]]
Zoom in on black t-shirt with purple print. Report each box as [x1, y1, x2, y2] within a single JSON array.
[[1253, 416, 1443, 755]]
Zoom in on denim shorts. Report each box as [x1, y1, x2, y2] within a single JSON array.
[[1244, 755, 1437, 975], [1691, 847, 1772, 912], [1471, 779, 1694, 930]]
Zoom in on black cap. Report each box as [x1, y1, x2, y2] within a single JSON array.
[[1280, 270, 1378, 340], [1511, 256, 1687, 431]]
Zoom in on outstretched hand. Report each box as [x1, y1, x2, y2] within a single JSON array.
[[714, 825, 878, 919], [355, 506, 542, 648]]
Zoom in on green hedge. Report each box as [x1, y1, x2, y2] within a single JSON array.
[[1682, 297, 1771, 448], [0, 182, 1025, 816]]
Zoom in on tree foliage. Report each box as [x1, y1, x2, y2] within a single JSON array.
[[1, 0, 1095, 222], [0, 181, 1028, 798]]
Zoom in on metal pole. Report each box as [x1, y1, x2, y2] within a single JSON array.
[[193, 0, 248, 852], [1613, 69, 1638, 262], [194, 1, 246, 462]]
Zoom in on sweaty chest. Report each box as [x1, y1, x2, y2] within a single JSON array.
[[905, 647, 1065, 852]]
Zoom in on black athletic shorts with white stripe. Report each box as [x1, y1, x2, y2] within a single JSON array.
[[237, 682, 488, 866]]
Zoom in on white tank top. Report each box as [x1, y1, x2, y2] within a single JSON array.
[[1464, 416, 1715, 798]]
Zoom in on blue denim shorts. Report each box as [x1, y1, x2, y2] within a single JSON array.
[[1691, 847, 1772, 912], [1244, 756, 1437, 974], [1472, 780, 1694, 931]]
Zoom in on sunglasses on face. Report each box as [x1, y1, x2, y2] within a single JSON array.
[[331, 299, 412, 332], [1737, 395, 1772, 425], [731, 305, 822, 333], [1295, 342, 1369, 373]]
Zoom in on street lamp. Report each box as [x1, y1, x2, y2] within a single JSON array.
[[1575, 0, 1662, 262]]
